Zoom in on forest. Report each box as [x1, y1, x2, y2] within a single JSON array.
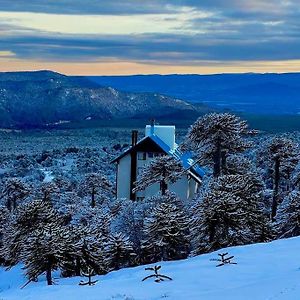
[[0, 113, 300, 286]]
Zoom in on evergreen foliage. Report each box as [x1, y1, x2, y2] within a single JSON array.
[[21, 223, 73, 285], [276, 191, 300, 238], [134, 156, 184, 195], [81, 173, 113, 207], [142, 194, 190, 263], [1, 200, 62, 266], [184, 113, 253, 177], [191, 175, 271, 254], [264, 137, 299, 220], [105, 232, 135, 270], [1, 178, 30, 211]]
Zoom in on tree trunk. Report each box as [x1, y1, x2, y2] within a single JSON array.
[[221, 150, 227, 175], [6, 198, 12, 212], [161, 180, 168, 196], [46, 259, 52, 285], [12, 196, 17, 210], [161, 168, 168, 195], [213, 138, 222, 177], [91, 188, 96, 208], [75, 257, 81, 276], [271, 157, 280, 221]]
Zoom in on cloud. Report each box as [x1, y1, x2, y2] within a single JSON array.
[[0, 9, 205, 35], [0, 50, 15, 57], [0, 0, 299, 73]]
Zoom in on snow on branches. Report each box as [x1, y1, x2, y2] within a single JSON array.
[[133, 156, 184, 195], [183, 113, 253, 177]]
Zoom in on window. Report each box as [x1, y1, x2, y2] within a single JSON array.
[[148, 152, 154, 158], [138, 152, 146, 160]]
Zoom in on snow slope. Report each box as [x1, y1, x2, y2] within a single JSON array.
[[1, 237, 300, 300]]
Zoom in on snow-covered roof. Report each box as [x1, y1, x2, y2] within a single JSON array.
[[112, 133, 205, 179]]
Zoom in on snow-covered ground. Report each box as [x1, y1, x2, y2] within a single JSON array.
[[1, 237, 300, 300]]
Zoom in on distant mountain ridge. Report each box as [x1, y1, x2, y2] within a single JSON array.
[[88, 73, 300, 115], [0, 71, 211, 128]]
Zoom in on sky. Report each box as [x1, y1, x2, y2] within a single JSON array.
[[0, 0, 299, 75]]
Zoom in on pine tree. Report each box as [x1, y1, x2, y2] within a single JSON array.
[[183, 113, 253, 177], [66, 225, 107, 277], [264, 137, 299, 220], [21, 223, 73, 285], [141, 194, 190, 263], [225, 154, 256, 176], [1, 178, 30, 211], [276, 191, 300, 238], [0, 205, 9, 264], [81, 173, 113, 208], [191, 174, 271, 255], [40, 182, 59, 203], [105, 232, 135, 271], [134, 156, 184, 196], [1, 200, 62, 266]]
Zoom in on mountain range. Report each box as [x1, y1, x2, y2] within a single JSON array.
[[88, 73, 300, 115], [0, 71, 211, 129]]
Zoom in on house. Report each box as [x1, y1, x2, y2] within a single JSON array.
[[112, 123, 205, 201]]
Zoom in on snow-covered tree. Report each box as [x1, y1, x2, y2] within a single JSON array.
[[141, 194, 190, 263], [1, 178, 30, 211], [183, 113, 253, 177], [276, 191, 300, 238], [111, 199, 148, 257], [62, 225, 107, 277], [225, 154, 256, 176], [134, 156, 184, 196], [22, 223, 73, 285], [264, 137, 299, 220], [191, 174, 271, 254], [1, 200, 62, 266], [40, 182, 59, 203], [105, 232, 135, 270], [81, 173, 113, 207], [0, 205, 9, 264]]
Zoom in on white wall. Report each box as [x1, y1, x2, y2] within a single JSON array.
[[116, 153, 131, 199], [117, 150, 200, 201]]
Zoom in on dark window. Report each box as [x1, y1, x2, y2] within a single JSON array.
[[148, 152, 154, 158], [138, 152, 146, 160]]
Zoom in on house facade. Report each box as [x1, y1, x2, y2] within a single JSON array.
[[112, 124, 205, 201]]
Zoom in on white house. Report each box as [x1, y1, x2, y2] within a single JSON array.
[[112, 123, 205, 201]]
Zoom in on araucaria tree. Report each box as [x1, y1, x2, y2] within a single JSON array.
[[82, 173, 113, 207], [265, 137, 299, 220], [105, 232, 135, 270], [191, 174, 271, 255], [68, 225, 107, 277], [142, 194, 190, 263], [184, 113, 253, 177], [134, 156, 184, 195], [22, 224, 73, 285], [1, 178, 30, 211], [275, 191, 300, 238], [1, 200, 62, 266]]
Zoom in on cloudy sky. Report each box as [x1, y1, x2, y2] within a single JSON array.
[[0, 0, 299, 74]]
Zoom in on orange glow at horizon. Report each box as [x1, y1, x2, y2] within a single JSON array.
[[0, 58, 300, 75]]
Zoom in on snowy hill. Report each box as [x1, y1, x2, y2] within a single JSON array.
[[1, 237, 300, 300]]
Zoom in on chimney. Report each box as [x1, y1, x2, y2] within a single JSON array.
[[131, 130, 138, 146], [150, 119, 155, 135]]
